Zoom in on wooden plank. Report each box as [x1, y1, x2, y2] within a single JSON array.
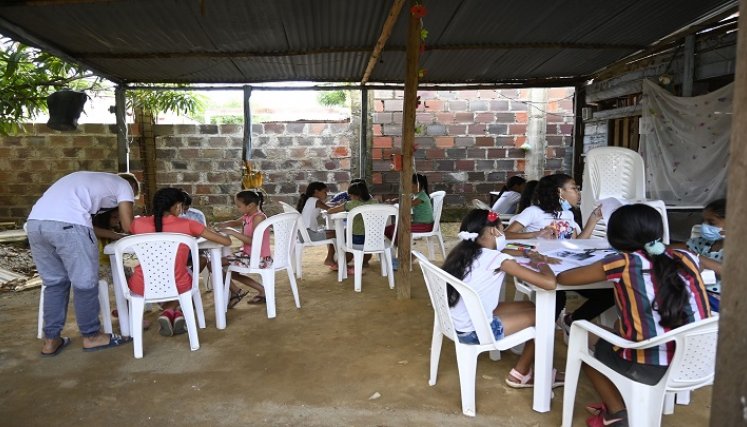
[[361, 0, 406, 84], [588, 105, 642, 121], [395, 0, 421, 300], [586, 80, 643, 103], [0, 229, 28, 243]]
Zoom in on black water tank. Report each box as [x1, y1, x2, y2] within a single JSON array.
[[46, 89, 88, 131]]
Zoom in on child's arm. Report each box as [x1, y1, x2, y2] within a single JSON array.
[[225, 214, 267, 245], [699, 255, 722, 275], [499, 259, 557, 290], [504, 221, 555, 240], [200, 227, 232, 246], [316, 199, 333, 210], [556, 261, 607, 285], [215, 217, 242, 228], [93, 226, 127, 241], [411, 197, 424, 207], [576, 206, 602, 239], [327, 203, 345, 213]]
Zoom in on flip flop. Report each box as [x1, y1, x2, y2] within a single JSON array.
[[82, 334, 132, 352], [227, 290, 249, 309], [41, 336, 71, 357]]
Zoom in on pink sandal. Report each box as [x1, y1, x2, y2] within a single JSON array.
[[505, 368, 564, 389]]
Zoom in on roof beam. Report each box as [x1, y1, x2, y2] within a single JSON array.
[[0, 15, 123, 83], [76, 42, 644, 60], [361, 0, 406, 84]]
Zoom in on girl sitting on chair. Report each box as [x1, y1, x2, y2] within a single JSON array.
[[129, 188, 231, 337], [443, 209, 562, 389], [557, 204, 711, 427]]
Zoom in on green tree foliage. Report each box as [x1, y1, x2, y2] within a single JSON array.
[[0, 38, 203, 135], [317, 90, 347, 107]]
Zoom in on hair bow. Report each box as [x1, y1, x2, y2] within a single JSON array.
[[487, 210, 499, 223], [643, 239, 666, 256], [457, 231, 479, 242]]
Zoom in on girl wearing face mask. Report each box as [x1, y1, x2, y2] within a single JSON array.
[[443, 209, 563, 388], [504, 173, 602, 240], [680, 199, 725, 311]]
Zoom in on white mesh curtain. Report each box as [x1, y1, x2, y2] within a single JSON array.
[[639, 79, 732, 206]]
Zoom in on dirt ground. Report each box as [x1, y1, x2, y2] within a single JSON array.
[[0, 225, 712, 426]]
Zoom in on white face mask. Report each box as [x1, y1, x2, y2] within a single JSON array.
[[495, 232, 507, 251]]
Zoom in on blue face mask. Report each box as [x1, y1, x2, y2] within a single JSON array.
[[700, 223, 723, 241], [559, 199, 572, 211]]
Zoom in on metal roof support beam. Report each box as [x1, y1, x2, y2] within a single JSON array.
[[396, 0, 420, 299], [361, 0, 406, 84], [243, 85, 253, 162]]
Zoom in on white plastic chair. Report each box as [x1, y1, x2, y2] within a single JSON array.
[[471, 199, 490, 210], [223, 212, 301, 318], [278, 200, 338, 279], [561, 317, 719, 427], [580, 147, 646, 222], [340, 204, 398, 292], [37, 279, 113, 339], [413, 251, 536, 417], [112, 233, 205, 359], [411, 191, 447, 269]]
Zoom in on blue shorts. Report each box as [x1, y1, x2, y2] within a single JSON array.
[[352, 234, 365, 245], [457, 316, 504, 344]]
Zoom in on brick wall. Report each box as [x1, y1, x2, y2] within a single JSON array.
[[0, 88, 574, 225], [371, 88, 575, 209]]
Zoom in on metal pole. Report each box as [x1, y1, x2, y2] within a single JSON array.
[[243, 85, 253, 161], [360, 88, 368, 178]]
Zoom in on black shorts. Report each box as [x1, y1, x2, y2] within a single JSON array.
[[594, 339, 669, 386]]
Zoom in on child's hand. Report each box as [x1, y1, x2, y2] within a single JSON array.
[[527, 251, 561, 265], [589, 206, 603, 222], [536, 226, 555, 239]]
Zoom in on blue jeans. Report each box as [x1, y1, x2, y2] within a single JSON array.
[[457, 316, 504, 344], [27, 220, 101, 339]]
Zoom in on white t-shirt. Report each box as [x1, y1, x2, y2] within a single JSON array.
[[181, 207, 207, 225], [28, 172, 135, 229], [300, 196, 322, 231], [491, 190, 522, 214], [509, 205, 580, 239], [450, 249, 513, 332]]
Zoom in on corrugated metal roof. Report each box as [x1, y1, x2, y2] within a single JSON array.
[[0, 0, 737, 85]]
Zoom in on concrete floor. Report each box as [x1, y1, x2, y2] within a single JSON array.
[[0, 227, 712, 426]]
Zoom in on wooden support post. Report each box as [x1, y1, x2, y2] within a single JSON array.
[[682, 35, 696, 97], [114, 85, 128, 172], [136, 108, 156, 213], [572, 85, 585, 185], [709, 3, 747, 424], [395, 1, 421, 299]]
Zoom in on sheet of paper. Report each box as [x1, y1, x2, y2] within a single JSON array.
[[598, 196, 630, 222], [516, 248, 618, 274]]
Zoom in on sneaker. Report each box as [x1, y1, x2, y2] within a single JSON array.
[[158, 309, 175, 337], [172, 310, 186, 335]]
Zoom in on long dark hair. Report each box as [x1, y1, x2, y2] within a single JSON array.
[[517, 180, 539, 213], [152, 187, 185, 232], [442, 209, 500, 307], [704, 198, 726, 219], [297, 182, 328, 212], [237, 190, 264, 210], [535, 173, 573, 214], [494, 175, 526, 205], [347, 181, 371, 201], [413, 173, 429, 194], [607, 204, 696, 328]]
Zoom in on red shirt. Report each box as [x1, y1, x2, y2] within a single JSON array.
[[128, 215, 205, 295]]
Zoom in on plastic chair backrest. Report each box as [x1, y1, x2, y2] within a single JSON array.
[[113, 232, 199, 300], [665, 317, 719, 392], [346, 204, 397, 252], [278, 201, 298, 214], [413, 251, 497, 346], [429, 191, 445, 232], [690, 224, 702, 239], [581, 147, 646, 220], [249, 212, 299, 269], [278, 201, 310, 243], [471, 199, 490, 210]]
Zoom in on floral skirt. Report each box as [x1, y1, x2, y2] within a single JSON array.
[[226, 251, 273, 269]]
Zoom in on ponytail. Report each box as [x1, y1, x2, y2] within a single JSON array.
[[651, 251, 691, 328], [442, 209, 501, 307], [151, 187, 184, 232]]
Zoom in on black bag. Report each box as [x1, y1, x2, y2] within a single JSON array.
[[46, 89, 88, 131]]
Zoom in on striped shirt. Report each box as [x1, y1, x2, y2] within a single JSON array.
[[602, 249, 711, 366]]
